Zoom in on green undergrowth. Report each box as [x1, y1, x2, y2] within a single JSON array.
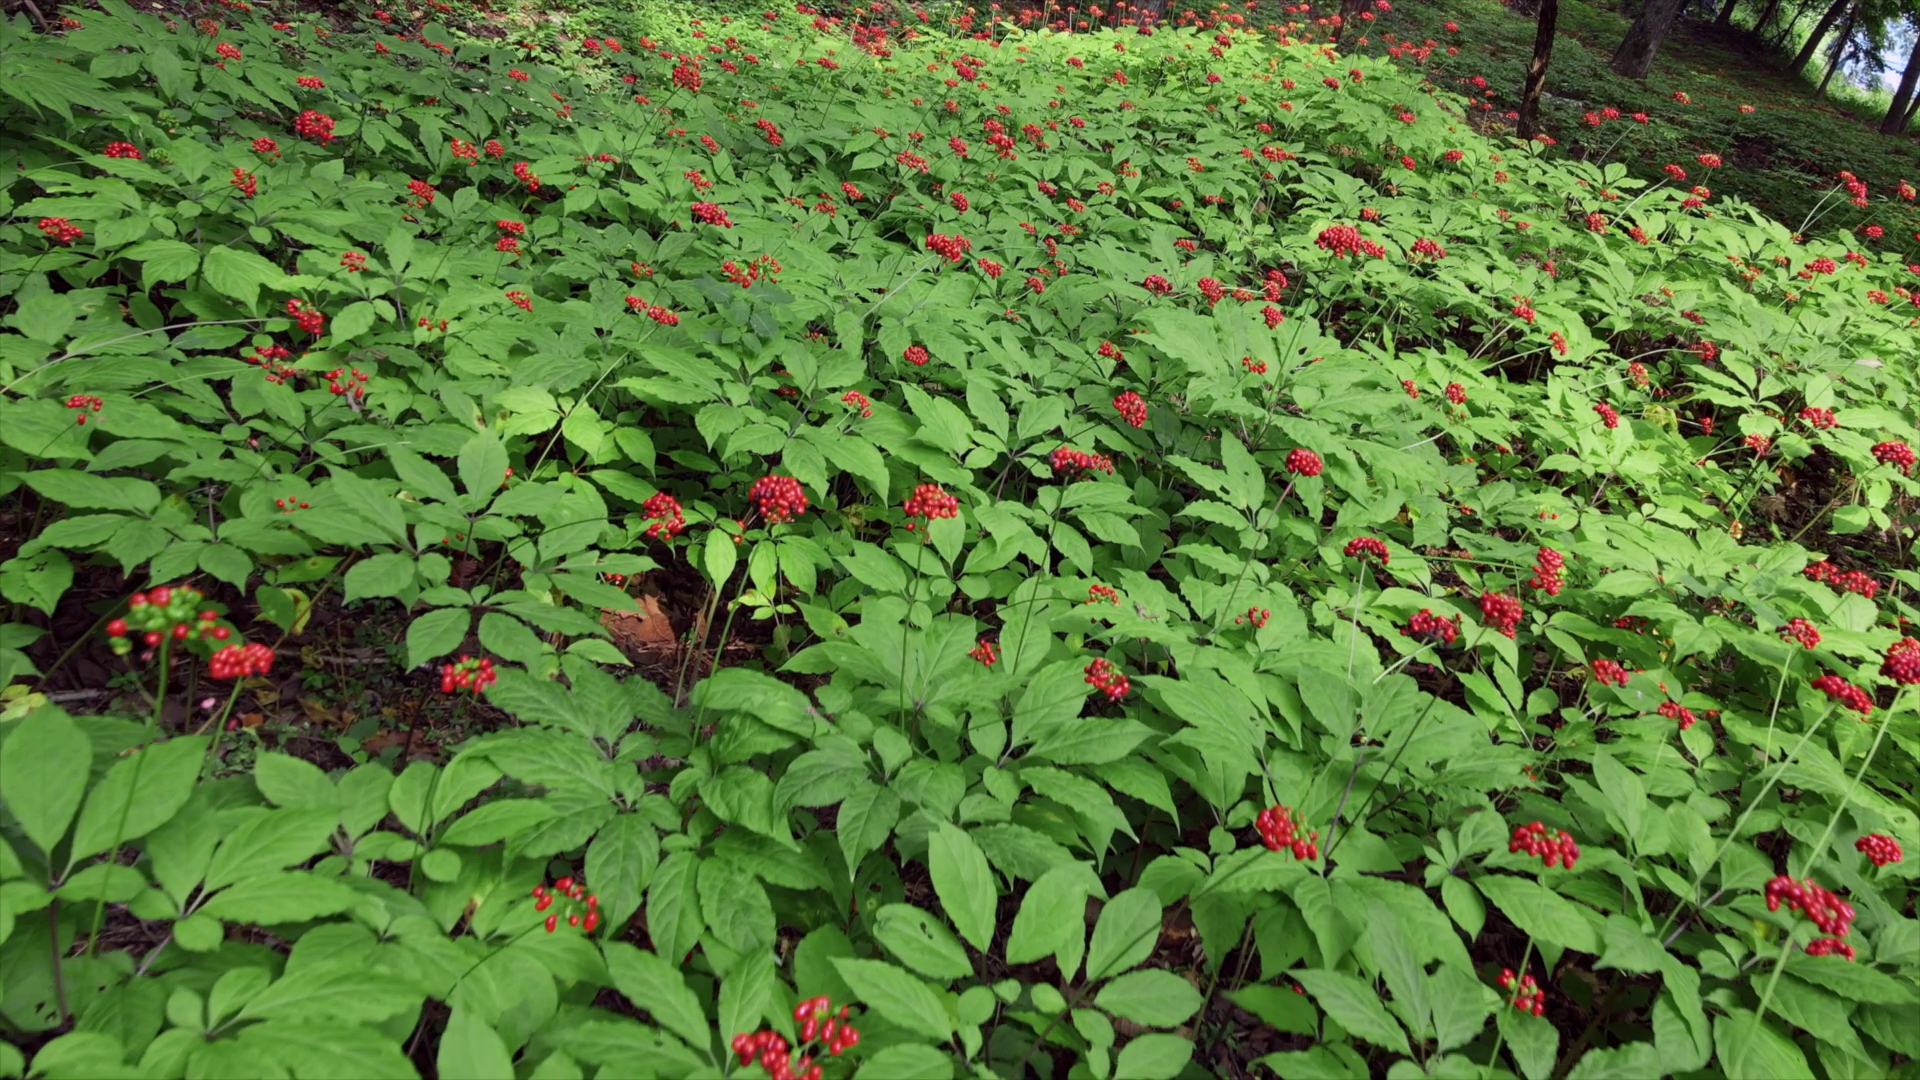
[[1, 2, 1918, 1079]]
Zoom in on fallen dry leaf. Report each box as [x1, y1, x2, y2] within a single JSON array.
[[602, 592, 676, 652]]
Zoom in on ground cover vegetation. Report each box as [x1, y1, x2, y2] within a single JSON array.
[[0, 0, 1918, 1077]]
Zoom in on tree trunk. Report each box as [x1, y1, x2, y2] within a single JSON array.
[[1714, 0, 1739, 28], [1332, 0, 1368, 45], [1789, 0, 1849, 74], [1518, 0, 1561, 139], [1751, 0, 1783, 33], [1610, 0, 1687, 78], [1813, 4, 1854, 98], [1885, 29, 1920, 133]]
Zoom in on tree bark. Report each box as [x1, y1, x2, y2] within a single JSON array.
[[1518, 0, 1561, 139], [1751, 0, 1784, 34], [1714, 0, 1739, 28], [1332, 0, 1369, 45], [1884, 27, 1920, 133], [1610, 0, 1688, 78], [1813, 3, 1854, 97], [1789, 0, 1850, 74]]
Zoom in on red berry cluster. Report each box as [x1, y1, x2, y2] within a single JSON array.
[[1510, 821, 1581, 869], [1799, 407, 1837, 430], [840, 391, 873, 418], [1871, 441, 1916, 474], [1497, 969, 1546, 1016], [533, 876, 600, 934], [1285, 448, 1323, 477], [1883, 638, 1920, 685], [903, 344, 931, 367], [1592, 658, 1630, 687], [1403, 609, 1460, 645], [1765, 875, 1855, 938], [506, 290, 534, 313], [1343, 537, 1388, 565], [39, 217, 84, 244], [1479, 591, 1523, 638], [1803, 561, 1880, 599], [105, 586, 237, 656], [924, 232, 972, 263], [286, 298, 326, 335], [731, 998, 861, 1080], [65, 394, 103, 424], [1314, 224, 1384, 258], [1812, 674, 1874, 718], [1141, 274, 1174, 295], [642, 493, 687, 540], [1805, 937, 1856, 961], [1781, 618, 1822, 649], [1444, 382, 1468, 405], [1087, 584, 1121, 605], [1401, 380, 1420, 399], [691, 202, 734, 228], [1658, 701, 1697, 731], [230, 169, 258, 198], [1593, 402, 1620, 429], [1051, 446, 1115, 477], [209, 643, 275, 680], [1255, 804, 1319, 860], [1855, 833, 1903, 868], [441, 655, 496, 695], [623, 295, 679, 325], [1528, 547, 1565, 596], [1084, 658, 1130, 702], [1745, 434, 1772, 457], [903, 483, 959, 524], [273, 498, 310, 513], [292, 109, 336, 142], [1113, 391, 1148, 428], [103, 141, 142, 159], [1234, 607, 1272, 629], [969, 640, 998, 667], [750, 475, 809, 524], [324, 368, 368, 400]]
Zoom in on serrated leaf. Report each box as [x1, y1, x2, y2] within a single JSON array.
[[1094, 970, 1202, 1027], [927, 822, 995, 955], [1293, 969, 1410, 1055], [832, 958, 952, 1041]]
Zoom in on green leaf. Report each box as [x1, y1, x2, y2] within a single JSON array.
[[1005, 864, 1093, 965], [1786, 954, 1920, 1003], [874, 903, 975, 981], [1427, 964, 1493, 1053], [68, 736, 208, 862], [198, 871, 358, 923], [330, 301, 381, 345], [19, 470, 160, 514], [438, 799, 558, 847], [12, 292, 76, 344], [1293, 969, 1410, 1055], [832, 958, 953, 1041], [586, 814, 658, 935], [0, 552, 71, 615], [718, 950, 775, 1059], [124, 239, 200, 291], [343, 552, 417, 603], [699, 855, 775, 953], [234, 1021, 417, 1079], [1499, 1007, 1559, 1080], [1565, 1043, 1667, 1080], [704, 527, 738, 589], [405, 608, 472, 668], [1714, 1008, 1813, 1080], [0, 706, 91, 855], [1095, 970, 1203, 1027], [853, 1045, 954, 1079], [1475, 875, 1600, 954], [700, 766, 790, 846], [201, 246, 286, 309], [459, 429, 509, 504], [646, 853, 705, 968], [436, 1006, 515, 1080], [836, 783, 899, 878], [478, 612, 547, 666], [253, 752, 338, 810], [1441, 876, 1485, 939], [236, 963, 422, 1026], [1113, 1034, 1193, 1080], [927, 822, 996, 955], [603, 942, 710, 1051], [1361, 896, 1431, 1039], [1085, 887, 1162, 981], [203, 807, 340, 891]]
